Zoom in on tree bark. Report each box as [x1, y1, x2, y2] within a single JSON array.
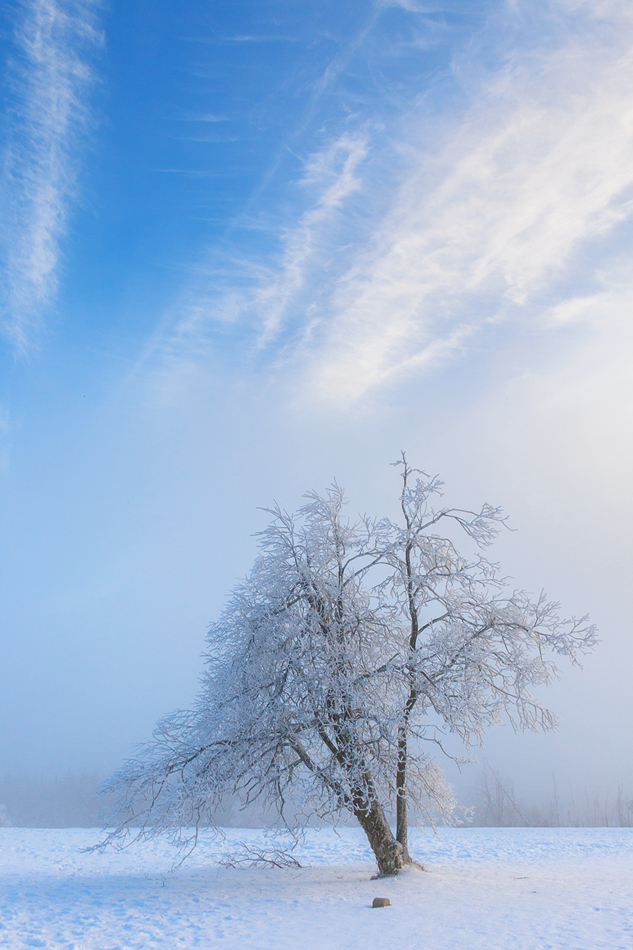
[[395, 725, 411, 862], [354, 797, 407, 876]]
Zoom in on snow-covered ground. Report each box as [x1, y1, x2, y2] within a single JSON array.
[[1, 826, 632, 949]]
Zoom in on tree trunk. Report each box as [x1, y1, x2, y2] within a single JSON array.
[[354, 797, 407, 875], [395, 725, 411, 862]]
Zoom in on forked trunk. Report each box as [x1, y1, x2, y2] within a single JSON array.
[[354, 798, 408, 876]]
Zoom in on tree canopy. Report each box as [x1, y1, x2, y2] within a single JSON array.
[[103, 458, 597, 874]]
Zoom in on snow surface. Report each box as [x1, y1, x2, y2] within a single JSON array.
[[1, 827, 632, 949]]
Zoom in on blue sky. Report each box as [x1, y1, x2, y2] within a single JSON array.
[[1, 0, 633, 803]]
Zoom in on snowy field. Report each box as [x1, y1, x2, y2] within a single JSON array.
[[1, 827, 632, 950]]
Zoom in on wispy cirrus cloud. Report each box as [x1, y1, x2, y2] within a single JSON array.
[[0, 0, 102, 353], [254, 133, 369, 344], [156, 131, 370, 364], [142, 0, 633, 409], [302, 0, 633, 399]]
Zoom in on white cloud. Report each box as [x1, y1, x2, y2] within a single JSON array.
[[304, 1, 633, 399], [255, 134, 369, 343], [142, 0, 633, 414], [0, 0, 102, 353], [157, 132, 369, 364]]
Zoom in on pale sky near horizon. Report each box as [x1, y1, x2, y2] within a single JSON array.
[[1, 0, 633, 807]]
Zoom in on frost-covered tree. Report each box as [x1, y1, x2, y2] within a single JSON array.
[[103, 458, 597, 875]]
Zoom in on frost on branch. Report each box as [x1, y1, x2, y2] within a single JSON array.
[[101, 457, 597, 875]]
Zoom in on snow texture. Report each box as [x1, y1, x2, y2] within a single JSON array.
[[1, 827, 632, 949]]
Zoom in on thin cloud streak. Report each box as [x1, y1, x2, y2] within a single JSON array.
[[0, 0, 102, 353], [255, 133, 369, 344], [136, 0, 633, 410], [150, 134, 370, 371], [307, 2, 633, 399]]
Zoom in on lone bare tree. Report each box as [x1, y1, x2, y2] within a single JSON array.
[[103, 458, 597, 875]]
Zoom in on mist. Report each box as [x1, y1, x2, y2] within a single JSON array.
[[2, 0, 633, 828]]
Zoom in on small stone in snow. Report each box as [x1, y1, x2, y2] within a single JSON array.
[[372, 897, 390, 908]]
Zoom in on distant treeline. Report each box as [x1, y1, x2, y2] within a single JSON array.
[[0, 772, 114, 828], [0, 771, 268, 828], [472, 765, 633, 828], [1, 766, 632, 828]]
